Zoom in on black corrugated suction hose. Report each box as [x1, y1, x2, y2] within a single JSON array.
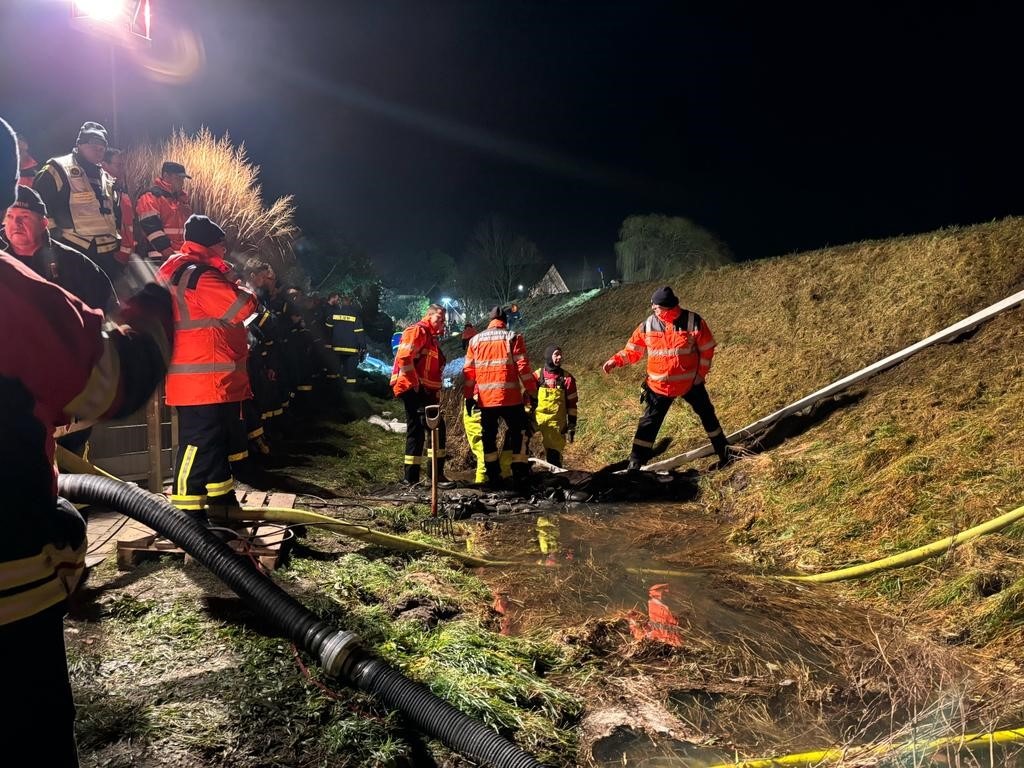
[[58, 474, 544, 768]]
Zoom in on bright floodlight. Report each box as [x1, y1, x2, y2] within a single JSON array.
[[74, 0, 126, 21], [517, 284, 524, 291], [441, 297, 451, 306]]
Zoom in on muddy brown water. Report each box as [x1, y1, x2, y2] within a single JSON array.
[[462, 500, 1024, 767]]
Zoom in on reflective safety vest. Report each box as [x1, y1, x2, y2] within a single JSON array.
[[610, 306, 716, 398], [47, 153, 119, 254], [462, 319, 537, 407], [390, 319, 445, 395], [159, 245, 259, 406], [137, 178, 192, 258]]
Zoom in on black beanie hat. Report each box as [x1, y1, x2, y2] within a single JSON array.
[[76, 121, 108, 147], [11, 185, 47, 217], [651, 286, 679, 308], [488, 305, 507, 323], [0, 117, 16, 211], [184, 214, 226, 247]]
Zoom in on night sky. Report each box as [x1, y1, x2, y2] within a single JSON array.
[[1, 1, 1021, 279]]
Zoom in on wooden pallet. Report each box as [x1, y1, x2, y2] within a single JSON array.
[[115, 488, 298, 571]]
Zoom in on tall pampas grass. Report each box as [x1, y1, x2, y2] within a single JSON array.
[[124, 127, 297, 269]]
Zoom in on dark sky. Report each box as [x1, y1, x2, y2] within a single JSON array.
[[1, 1, 1021, 279]]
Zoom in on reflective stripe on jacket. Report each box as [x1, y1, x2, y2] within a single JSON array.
[[611, 306, 716, 397], [390, 319, 444, 395], [0, 254, 171, 624], [137, 178, 193, 257], [159, 243, 258, 405], [38, 152, 119, 254], [463, 319, 537, 407], [328, 303, 365, 353]]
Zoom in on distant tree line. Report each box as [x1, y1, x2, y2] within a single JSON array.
[[614, 214, 732, 282]]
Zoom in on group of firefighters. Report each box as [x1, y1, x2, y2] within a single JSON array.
[[0, 113, 735, 764], [389, 284, 733, 492]]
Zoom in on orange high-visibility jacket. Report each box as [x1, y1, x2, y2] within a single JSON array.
[[609, 306, 716, 397], [116, 190, 134, 264], [463, 319, 537, 407], [158, 243, 258, 406], [390, 318, 445, 395], [137, 177, 193, 259]]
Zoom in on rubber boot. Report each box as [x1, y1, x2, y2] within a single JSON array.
[[402, 463, 422, 486], [544, 448, 562, 468], [710, 432, 734, 469], [484, 461, 503, 490], [511, 462, 531, 496], [207, 490, 243, 523], [434, 458, 457, 490]]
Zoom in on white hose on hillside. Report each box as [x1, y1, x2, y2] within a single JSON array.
[[645, 287, 1024, 472]]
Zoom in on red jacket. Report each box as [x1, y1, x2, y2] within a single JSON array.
[[463, 319, 537, 407], [137, 177, 193, 259], [0, 253, 172, 625], [391, 318, 445, 396], [158, 242, 258, 405], [116, 190, 135, 264], [608, 306, 716, 397]]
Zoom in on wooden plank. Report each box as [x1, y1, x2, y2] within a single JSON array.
[[266, 492, 296, 510], [145, 393, 163, 492], [647, 287, 1024, 471], [242, 491, 268, 508]]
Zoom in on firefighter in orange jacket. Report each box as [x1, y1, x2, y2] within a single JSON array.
[[603, 286, 732, 471], [390, 304, 455, 486], [158, 215, 259, 519], [463, 305, 538, 491], [138, 161, 193, 261], [0, 116, 174, 767]]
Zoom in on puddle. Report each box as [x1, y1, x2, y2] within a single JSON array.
[[463, 503, 1024, 765]]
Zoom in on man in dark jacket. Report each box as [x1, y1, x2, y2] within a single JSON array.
[[2, 185, 118, 455], [328, 294, 366, 388], [2, 185, 115, 313]]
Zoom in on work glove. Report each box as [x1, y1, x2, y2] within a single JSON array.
[[602, 358, 617, 374], [566, 429, 575, 444], [465, 397, 476, 416], [359, 349, 368, 362]]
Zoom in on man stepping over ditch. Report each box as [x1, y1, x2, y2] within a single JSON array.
[[602, 286, 733, 471]]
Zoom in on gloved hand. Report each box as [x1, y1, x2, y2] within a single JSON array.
[[359, 349, 368, 362], [465, 397, 476, 416], [566, 429, 575, 444], [602, 358, 617, 374]]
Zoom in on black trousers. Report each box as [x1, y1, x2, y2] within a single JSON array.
[[630, 383, 723, 463], [402, 389, 446, 468], [171, 402, 247, 510], [480, 404, 529, 466], [338, 353, 359, 386], [0, 602, 78, 767]]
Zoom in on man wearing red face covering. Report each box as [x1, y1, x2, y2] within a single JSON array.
[[390, 303, 455, 487], [158, 214, 259, 520], [603, 286, 732, 471]]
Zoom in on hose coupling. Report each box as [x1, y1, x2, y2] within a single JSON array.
[[318, 629, 362, 677]]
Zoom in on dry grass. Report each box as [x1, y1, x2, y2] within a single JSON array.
[[123, 127, 298, 269]]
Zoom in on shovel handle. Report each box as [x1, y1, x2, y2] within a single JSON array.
[[424, 404, 442, 430]]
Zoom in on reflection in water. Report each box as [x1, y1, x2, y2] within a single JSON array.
[[466, 504, 1024, 766]]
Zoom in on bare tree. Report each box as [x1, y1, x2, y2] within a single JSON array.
[[614, 214, 732, 282], [461, 215, 543, 307]]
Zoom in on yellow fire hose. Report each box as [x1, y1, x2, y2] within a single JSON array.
[[706, 727, 1024, 767], [783, 502, 1024, 584], [56, 445, 517, 569]]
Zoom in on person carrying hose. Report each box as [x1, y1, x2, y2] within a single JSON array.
[[603, 286, 732, 471], [530, 345, 579, 468]]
